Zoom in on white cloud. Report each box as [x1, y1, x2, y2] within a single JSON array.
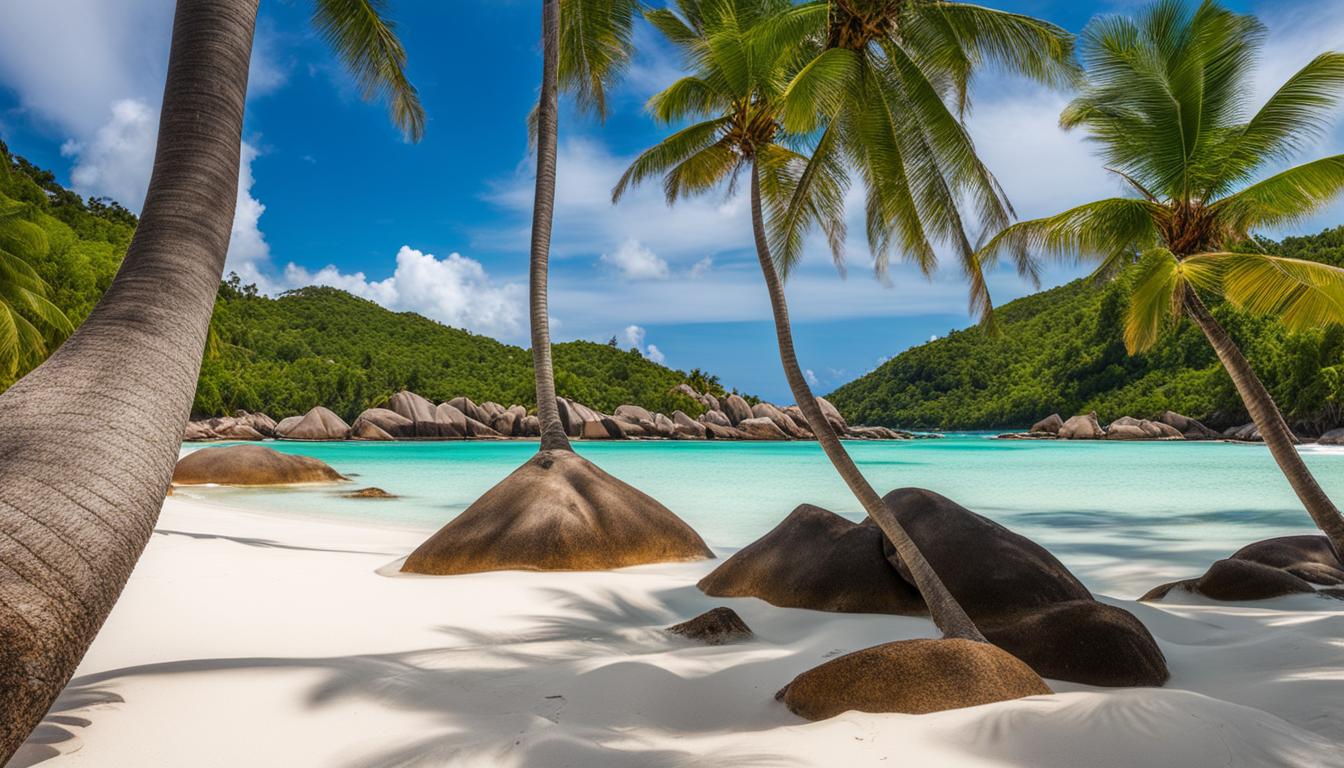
[[60, 98, 158, 209], [225, 142, 273, 288], [805, 369, 820, 387], [601, 238, 670, 280], [645, 344, 666, 364], [283, 246, 524, 337], [622, 324, 646, 349], [690, 256, 713, 278]]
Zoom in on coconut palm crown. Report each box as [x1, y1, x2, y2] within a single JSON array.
[[978, 0, 1344, 555], [0, 199, 73, 379]]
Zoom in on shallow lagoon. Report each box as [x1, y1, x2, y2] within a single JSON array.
[[177, 436, 1344, 597]]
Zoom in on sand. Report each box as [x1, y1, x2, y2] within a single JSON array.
[[11, 497, 1344, 767]]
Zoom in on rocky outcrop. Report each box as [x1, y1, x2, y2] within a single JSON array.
[[352, 407, 415, 439], [401, 449, 713, 574], [1222, 421, 1301, 444], [1158, 411, 1220, 439], [737, 417, 790, 440], [721, 394, 753, 425], [698, 505, 925, 615], [699, 409, 732, 427], [1318, 427, 1344, 445], [1030, 413, 1064, 435], [1143, 535, 1344, 602], [671, 410, 707, 438], [344, 486, 396, 498], [752, 402, 807, 438], [1058, 412, 1105, 440], [815, 396, 848, 433], [776, 639, 1050, 719], [702, 422, 744, 439], [275, 406, 350, 440], [173, 445, 345, 486], [667, 607, 753, 645]]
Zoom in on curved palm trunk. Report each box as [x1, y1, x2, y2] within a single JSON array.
[[529, 0, 573, 453], [748, 162, 984, 642], [0, 0, 257, 758], [1183, 287, 1344, 558]]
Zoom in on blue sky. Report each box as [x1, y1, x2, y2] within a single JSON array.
[[1, 0, 1341, 402]]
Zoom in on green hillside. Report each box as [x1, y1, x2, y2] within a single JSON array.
[[829, 228, 1344, 434], [1, 143, 727, 419], [199, 281, 713, 420]]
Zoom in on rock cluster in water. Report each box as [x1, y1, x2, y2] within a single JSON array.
[[184, 386, 931, 443], [995, 410, 1286, 442]]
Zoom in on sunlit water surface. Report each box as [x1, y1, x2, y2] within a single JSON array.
[[177, 436, 1344, 597]]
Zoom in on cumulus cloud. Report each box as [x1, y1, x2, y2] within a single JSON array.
[[805, 369, 820, 387], [60, 98, 158, 209], [601, 239, 669, 280], [284, 247, 524, 337], [224, 142, 274, 287], [622, 324, 646, 349], [690, 256, 713, 278], [645, 344, 666, 364], [619, 324, 666, 363]]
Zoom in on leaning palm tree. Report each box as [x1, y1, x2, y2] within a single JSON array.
[[0, 0, 422, 757], [617, 0, 994, 647], [0, 199, 74, 379], [978, 0, 1344, 557], [400, 0, 713, 576]]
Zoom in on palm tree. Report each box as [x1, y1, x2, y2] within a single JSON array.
[[0, 198, 74, 379], [978, 0, 1344, 558], [765, 0, 1076, 320], [0, 0, 422, 757], [401, 0, 713, 577], [617, 0, 991, 641]]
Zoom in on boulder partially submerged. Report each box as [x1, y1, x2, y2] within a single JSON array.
[[401, 449, 712, 574], [776, 639, 1050, 719], [1030, 413, 1064, 435], [1058, 412, 1105, 440], [173, 445, 345, 486]]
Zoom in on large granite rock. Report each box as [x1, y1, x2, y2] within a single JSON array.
[[402, 450, 713, 574], [651, 412, 677, 438], [212, 420, 266, 441], [1030, 414, 1064, 435], [614, 404, 655, 423], [671, 410, 707, 439], [698, 504, 924, 615], [721, 394, 753, 425], [233, 410, 277, 437], [1319, 427, 1344, 445], [782, 406, 814, 437], [1058, 412, 1104, 440], [173, 445, 345, 486], [1106, 416, 1182, 440], [275, 406, 349, 440], [699, 410, 732, 427], [752, 402, 807, 438], [1158, 411, 1220, 439], [352, 407, 415, 439], [1143, 536, 1344, 602], [815, 397, 848, 433], [449, 396, 492, 426], [737, 417, 790, 440], [350, 420, 394, 441], [776, 639, 1050, 719], [982, 600, 1168, 687], [273, 415, 301, 436], [702, 422, 744, 440], [880, 488, 1092, 618]]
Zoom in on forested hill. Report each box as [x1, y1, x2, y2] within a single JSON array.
[[828, 227, 1344, 434], [1, 142, 737, 420], [199, 281, 723, 420]]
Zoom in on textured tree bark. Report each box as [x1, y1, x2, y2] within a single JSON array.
[[0, 0, 257, 759], [1183, 287, 1344, 558], [529, 0, 573, 453], [748, 162, 985, 642]]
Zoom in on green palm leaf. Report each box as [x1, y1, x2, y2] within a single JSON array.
[[558, 0, 641, 118], [1200, 250, 1344, 333], [1213, 155, 1344, 232], [312, 0, 425, 141]]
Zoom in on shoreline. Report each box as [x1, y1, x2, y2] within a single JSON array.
[[15, 496, 1344, 767]]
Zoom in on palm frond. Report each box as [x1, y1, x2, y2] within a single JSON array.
[[978, 197, 1163, 277], [1213, 155, 1344, 232], [558, 0, 641, 119], [312, 0, 425, 141], [612, 117, 729, 202], [1195, 250, 1344, 333]]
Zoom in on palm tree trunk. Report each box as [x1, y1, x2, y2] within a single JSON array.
[[1183, 287, 1344, 558], [0, 0, 257, 758], [529, 0, 572, 453], [748, 161, 984, 642]]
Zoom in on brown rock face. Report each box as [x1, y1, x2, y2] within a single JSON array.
[[667, 607, 753, 645], [698, 505, 924, 615], [983, 600, 1169, 687], [173, 445, 346, 486], [214, 422, 266, 441], [753, 402, 807, 438], [275, 406, 350, 440], [699, 409, 732, 427], [614, 404, 654, 423], [815, 396, 849, 433], [880, 488, 1092, 619], [1058, 412, 1104, 439], [672, 411, 707, 438], [1030, 414, 1064, 434], [777, 639, 1051, 720], [350, 420, 394, 441], [1158, 410, 1220, 439], [401, 450, 713, 574], [345, 487, 396, 498], [721, 394, 754, 425], [352, 408, 415, 439], [1196, 559, 1316, 600], [737, 417, 790, 440], [1142, 535, 1344, 602], [449, 396, 491, 425], [1231, 535, 1344, 583]]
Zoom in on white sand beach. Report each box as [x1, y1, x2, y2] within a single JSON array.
[[12, 496, 1344, 768]]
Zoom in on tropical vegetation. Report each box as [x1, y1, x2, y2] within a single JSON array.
[[830, 226, 1344, 433], [976, 0, 1344, 554]]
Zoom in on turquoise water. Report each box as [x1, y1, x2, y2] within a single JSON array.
[[177, 436, 1344, 597]]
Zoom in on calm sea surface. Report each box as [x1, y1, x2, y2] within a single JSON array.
[[177, 436, 1344, 597]]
